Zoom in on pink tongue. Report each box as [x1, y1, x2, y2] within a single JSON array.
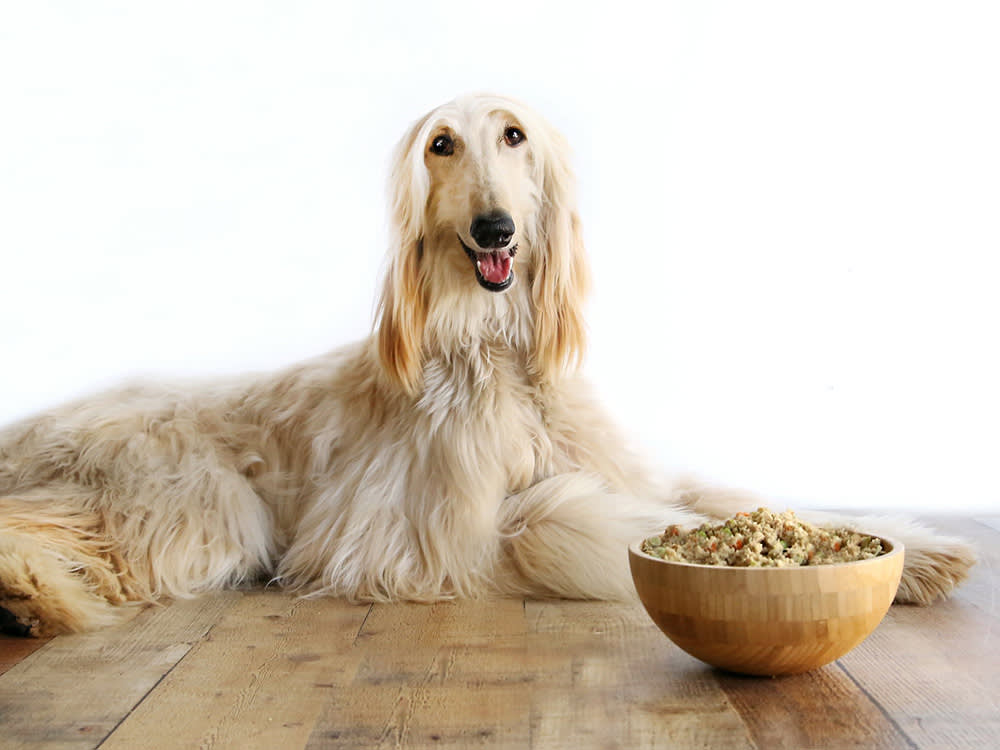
[[478, 250, 512, 283]]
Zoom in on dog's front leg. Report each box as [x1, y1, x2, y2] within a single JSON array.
[[495, 472, 708, 600]]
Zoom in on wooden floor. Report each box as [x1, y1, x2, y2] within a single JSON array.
[[1, 515, 997, 749]]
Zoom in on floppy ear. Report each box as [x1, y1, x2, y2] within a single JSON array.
[[530, 125, 592, 383], [375, 116, 431, 394]]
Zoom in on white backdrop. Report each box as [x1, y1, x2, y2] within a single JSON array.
[[1, 2, 997, 511]]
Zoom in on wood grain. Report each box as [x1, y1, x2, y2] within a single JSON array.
[[307, 598, 754, 749], [0, 515, 995, 750], [834, 516, 1000, 749], [717, 665, 915, 749], [524, 600, 754, 750], [307, 599, 538, 748], [0, 593, 239, 750], [0, 634, 51, 678], [100, 591, 372, 750]]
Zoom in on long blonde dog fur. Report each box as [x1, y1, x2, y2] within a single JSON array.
[[0, 94, 975, 636]]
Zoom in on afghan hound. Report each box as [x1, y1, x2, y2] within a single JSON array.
[[0, 94, 975, 637]]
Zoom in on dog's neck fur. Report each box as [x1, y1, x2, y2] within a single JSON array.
[[419, 238, 538, 386]]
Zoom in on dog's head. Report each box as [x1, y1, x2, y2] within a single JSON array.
[[376, 94, 590, 394]]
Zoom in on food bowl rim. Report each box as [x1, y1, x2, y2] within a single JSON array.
[[628, 533, 904, 572]]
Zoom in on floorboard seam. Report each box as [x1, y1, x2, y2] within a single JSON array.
[[353, 603, 375, 645], [93, 624, 216, 749], [712, 682, 761, 750], [836, 660, 919, 750]]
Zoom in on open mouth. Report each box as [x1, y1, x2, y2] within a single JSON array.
[[460, 237, 517, 292]]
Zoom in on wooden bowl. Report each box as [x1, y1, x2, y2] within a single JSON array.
[[628, 535, 904, 676]]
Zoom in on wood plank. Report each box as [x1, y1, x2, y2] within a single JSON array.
[[0, 635, 51, 678], [917, 515, 999, 621], [306, 598, 755, 749], [0, 513, 991, 750], [837, 604, 1000, 748], [0, 593, 239, 750], [716, 666, 914, 749], [833, 516, 1000, 749], [100, 591, 372, 750], [525, 600, 755, 750], [307, 599, 535, 749]]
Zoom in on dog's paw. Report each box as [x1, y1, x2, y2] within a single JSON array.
[[894, 532, 977, 605], [0, 555, 59, 637], [0, 603, 42, 637]]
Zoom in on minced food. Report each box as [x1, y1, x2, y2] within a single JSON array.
[[641, 508, 885, 567]]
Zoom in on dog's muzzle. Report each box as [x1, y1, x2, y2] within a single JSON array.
[[462, 211, 517, 292], [461, 239, 516, 292]]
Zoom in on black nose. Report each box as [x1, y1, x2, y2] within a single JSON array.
[[470, 211, 515, 249]]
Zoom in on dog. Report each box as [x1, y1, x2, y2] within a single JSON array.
[[0, 94, 975, 637]]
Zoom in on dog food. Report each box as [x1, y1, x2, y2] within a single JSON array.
[[641, 508, 885, 567]]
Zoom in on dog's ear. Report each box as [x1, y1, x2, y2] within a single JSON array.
[[530, 125, 591, 383], [376, 116, 431, 394]]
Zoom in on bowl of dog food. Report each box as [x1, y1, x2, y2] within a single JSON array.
[[628, 508, 904, 676]]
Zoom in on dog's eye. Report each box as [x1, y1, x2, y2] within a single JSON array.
[[429, 134, 454, 156], [503, 127, 526, 147]]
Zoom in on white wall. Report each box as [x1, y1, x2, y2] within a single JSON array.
[[1, 2, 997, 511]]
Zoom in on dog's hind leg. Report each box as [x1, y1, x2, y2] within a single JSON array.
[[496, 472, 708, 601], [0, 403, 281, 635], [0, 491, 146, 636]]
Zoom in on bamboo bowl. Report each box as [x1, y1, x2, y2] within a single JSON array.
[[628, 535, 904, 676]]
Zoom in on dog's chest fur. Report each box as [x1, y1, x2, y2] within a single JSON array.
[[416, 339, 553, 498]]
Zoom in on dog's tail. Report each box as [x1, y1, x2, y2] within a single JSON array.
[[667, 478, 977, 606], [0, 496, 148, 637]]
